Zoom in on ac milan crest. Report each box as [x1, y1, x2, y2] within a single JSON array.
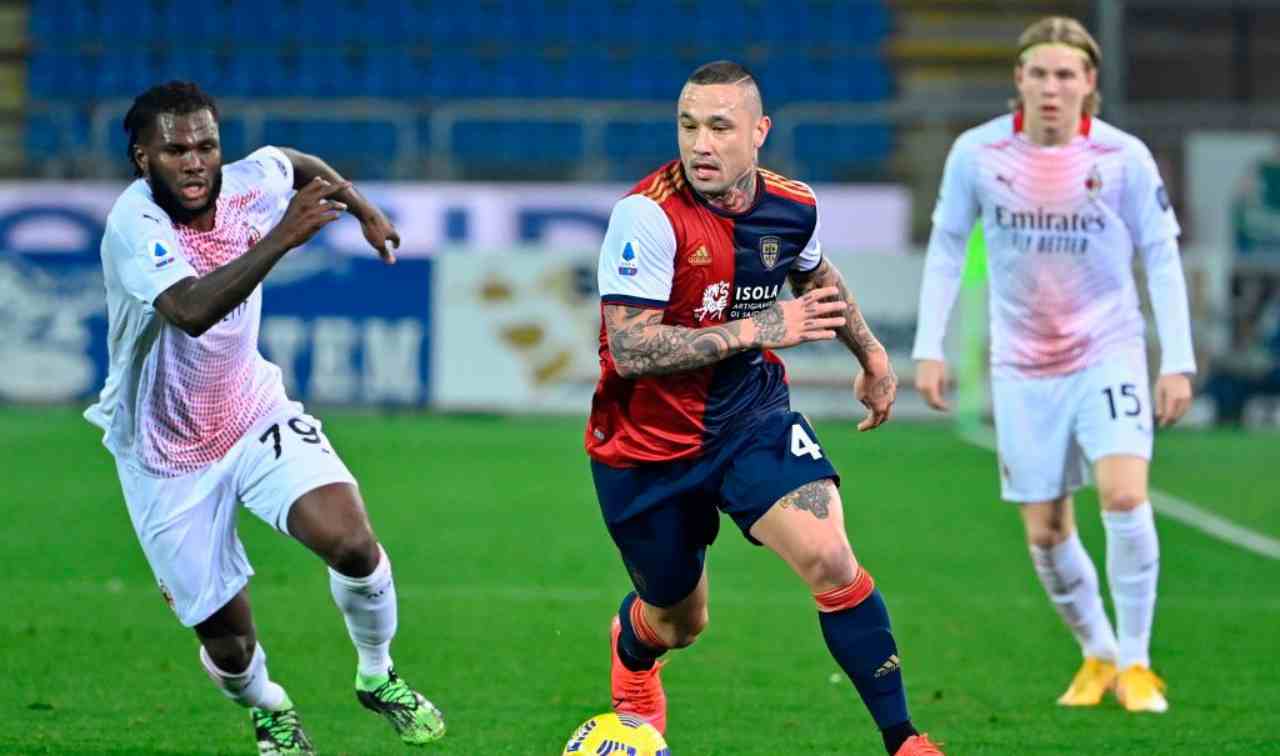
[[1085, 165, 1103, 199]]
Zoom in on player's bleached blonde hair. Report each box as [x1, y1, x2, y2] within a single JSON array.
[[1011, 16, 1102, 115]]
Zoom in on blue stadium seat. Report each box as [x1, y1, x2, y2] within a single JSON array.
[[451, 120, 584, 170], [791, 122, 893, 180], [25, 111, 66, 159], [264, 118, 399, 179], [603, 120, 677, 180], [23, 0, 895, 177]]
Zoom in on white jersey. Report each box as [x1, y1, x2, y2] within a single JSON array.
[[86, 146, 296, 476], [931, 113, 1180, 377]]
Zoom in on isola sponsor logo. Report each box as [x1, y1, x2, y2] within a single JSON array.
[[735, 283, 780, 302], [728, 282, 780, 320], [994, 204, 1106, 255]]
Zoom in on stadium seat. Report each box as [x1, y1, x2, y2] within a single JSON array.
[[791, 122, 893, 181], [23, 0, 896, 178]]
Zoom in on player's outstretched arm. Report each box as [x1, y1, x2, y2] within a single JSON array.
[[604, 287, 845, 379], [788, 258, 896, 430], [155, 177, 348, 337], [279, 147, 399, 263]]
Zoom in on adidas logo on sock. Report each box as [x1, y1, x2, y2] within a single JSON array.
[[873, 654, 901, 679]]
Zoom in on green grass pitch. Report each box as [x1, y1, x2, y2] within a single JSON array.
[[3, 408, 1278, 754]]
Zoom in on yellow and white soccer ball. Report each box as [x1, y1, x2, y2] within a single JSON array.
[[562, 713, 670, 755]]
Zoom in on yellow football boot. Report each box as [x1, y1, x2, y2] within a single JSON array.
[[1056, 657, 1118, 706], [1116, 665, 1169, 713]]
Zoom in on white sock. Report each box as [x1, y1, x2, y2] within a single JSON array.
[[200, 642, 289, 711], [329, 544, 397, 679], [1029, 531, 1119, 662], [1103, 501, 1160, 670]]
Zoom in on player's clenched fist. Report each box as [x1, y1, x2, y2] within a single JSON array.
[[270, 176, 351, 250], [855, 350, 897, 431], [753, 286, 847, 350]]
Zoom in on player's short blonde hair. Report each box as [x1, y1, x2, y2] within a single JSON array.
[[1011, 16, 1102, 115]]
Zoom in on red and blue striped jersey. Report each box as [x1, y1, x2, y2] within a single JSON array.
[[586, 160, 822, 467]]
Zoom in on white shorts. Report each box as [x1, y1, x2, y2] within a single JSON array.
[[116, 405, 357, 626], [992, 349, 1153, 503]]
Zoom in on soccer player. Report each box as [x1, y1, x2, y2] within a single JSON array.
[[588, 61, 943, 756], [84, 82, 445, 754], [912, 17, 1195, 713]]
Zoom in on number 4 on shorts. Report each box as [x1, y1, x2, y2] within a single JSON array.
[[790, 423, 823, 460]]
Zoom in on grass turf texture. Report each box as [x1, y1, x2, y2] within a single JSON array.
[[3, 408, 1278, 755]]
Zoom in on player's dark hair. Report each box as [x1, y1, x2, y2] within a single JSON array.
[[123, 81, 219, 177], [686, 60, 764, 113]]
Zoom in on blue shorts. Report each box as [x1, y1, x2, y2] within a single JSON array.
[[591, 410, 839, 608]]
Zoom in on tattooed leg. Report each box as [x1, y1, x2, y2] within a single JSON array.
[[750, 479, 854, 590], [777, 480, 832, 519]]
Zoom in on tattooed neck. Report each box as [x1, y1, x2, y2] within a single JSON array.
[[699, 167, 757, 213]]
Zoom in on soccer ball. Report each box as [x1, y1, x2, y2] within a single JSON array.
[[562, 713, 670, 755]]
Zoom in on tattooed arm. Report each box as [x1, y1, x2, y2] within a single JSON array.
[[788, 258, 897, 431], [604, 286, 846, 379], [788, 257, 885, 366]]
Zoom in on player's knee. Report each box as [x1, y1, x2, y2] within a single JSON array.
[[1097, 486, 1147, 511], [203, 635, 254, 674], [1024, 522, 1069, 549], [799, 544, 858, 592], [324, 527, 379, 576]]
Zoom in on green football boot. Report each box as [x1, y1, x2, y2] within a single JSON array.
[[250, 703, 315, 755], [356, 667, 446, 745]]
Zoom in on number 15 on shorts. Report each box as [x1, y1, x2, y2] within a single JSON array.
[[1102, 383, 1141, 420]]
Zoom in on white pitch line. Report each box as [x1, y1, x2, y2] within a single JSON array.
[[956, 425, 1280, 561]]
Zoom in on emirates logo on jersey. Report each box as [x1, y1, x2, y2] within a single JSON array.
[[693, 281, 730, 322], [1085, 165, 1103, 199]]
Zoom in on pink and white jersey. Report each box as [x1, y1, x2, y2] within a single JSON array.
[[932, 113, 1180, 377], [86, 146, 296, 476]]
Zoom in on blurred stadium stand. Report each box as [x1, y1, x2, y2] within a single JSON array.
[[16, 0, 896, 182], [4, 0, 1280, 425]]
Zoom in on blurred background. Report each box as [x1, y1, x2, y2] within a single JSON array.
[[1, 0, 1278, 428]]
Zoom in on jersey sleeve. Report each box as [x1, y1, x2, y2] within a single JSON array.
[[104, 207, 196, 306], [1120, 141, 1180, 248], [1140, 237, 1197, 375], [794, 198, 822, 272], [911, 226, 969, 361], [597, 194, 677, 308], [226, 145, 296, 229], [931, 135, 981, 236], [236, 145, 295, 197]]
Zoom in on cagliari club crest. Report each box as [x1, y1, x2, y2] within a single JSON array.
[[759, 235, 781, 270]]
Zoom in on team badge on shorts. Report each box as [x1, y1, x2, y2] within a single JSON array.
[[759, 236, 781, 270]]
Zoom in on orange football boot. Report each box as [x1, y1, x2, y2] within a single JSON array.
[[895, 734, 945, 755], [609, 616, 667, 734]]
